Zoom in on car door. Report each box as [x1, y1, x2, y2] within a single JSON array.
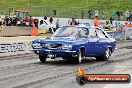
[[95, 28, 109, 54], [86, 28, 100, 56]]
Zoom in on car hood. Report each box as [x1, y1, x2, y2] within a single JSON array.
[[33, 37, 78, 45]]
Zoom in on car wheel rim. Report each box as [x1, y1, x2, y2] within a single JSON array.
[[106, 48, 110, 58], [79, 50, 82, 63]]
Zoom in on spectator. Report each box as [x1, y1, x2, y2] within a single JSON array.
[[56, 19, 59, 29], [125, 11, 130, 21], [5, 16, 9, 26], [81, 10, 84, 19], [49, 17, 53, 24], [103, 21, 111, 31], [95, 10, 99, 17], [9, 17, 13, 26], [12, 17, 17, 26], [112, 10, 116, 19], [29, 16, 33, 27], [91, 10, 94, 19], [110, 17, 114, 24], [120, 11, 124, 20], [53, 10, 57, 15], [88, 10, 92, 19], [93, 16, 99, 27], [101, 11, 105, 20], [16, 18, 21, 26], [71, 18, 77, 26], [129, 11, 132, 21], [34, 18, 39, 28], [40, 20, 43, 25], [116, 11, 121, 21], [25, 17, 30, 26], [44, 16, 47, 20], [0, 16, 2, 32]]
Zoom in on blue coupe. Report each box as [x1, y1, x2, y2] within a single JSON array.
[[32, 25, 116, 64]]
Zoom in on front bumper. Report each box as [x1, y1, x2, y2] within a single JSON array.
[[31, 48, 76, 53], [31, 48, 77, 58]]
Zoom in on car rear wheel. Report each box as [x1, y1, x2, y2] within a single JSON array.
[[96, 48, 111, 61], [39, 55, 47, 63]]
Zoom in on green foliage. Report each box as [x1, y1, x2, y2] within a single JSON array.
[[0, 0, 131, 19]]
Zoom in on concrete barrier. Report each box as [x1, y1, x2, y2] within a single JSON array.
[[0, 26, 32, 37], [0, 41, 32, 57]]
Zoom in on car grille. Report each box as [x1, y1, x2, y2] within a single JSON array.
[[41, 43, 62, 49]]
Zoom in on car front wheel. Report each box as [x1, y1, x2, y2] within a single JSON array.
[[39, 55, 47, 63], [74, 49, 83, 64], [96, 48, 111, 61]]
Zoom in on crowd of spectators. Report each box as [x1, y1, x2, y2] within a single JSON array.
[[1, 16, 35, 27], [87, 10, 132, 21]]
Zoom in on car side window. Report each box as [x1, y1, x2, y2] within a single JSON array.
[[78, 28, 88, 38], [96, 29, 107, 38], [88, 29, 98, 38]]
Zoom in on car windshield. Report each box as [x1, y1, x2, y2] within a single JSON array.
[[52, 27, 80, 37]]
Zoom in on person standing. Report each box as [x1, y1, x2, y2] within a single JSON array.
[[56, 19, 59, 29], [116, 11, 121, 21], [44, 16, 47, 20], [93, 16, 99, 27], [88, 10, 92, 19], [49, 17, 53, 24], [81, 10, 84, 19], [129, 11, 132, 21], [103, 21, 111, 31], [112, 10, 116, 19], [95, 10, 99, 17], [110, 17, 114, 25], [34, 18, 38, 28], [101, 11, 105, 20], [125, 11, 130, 21], [0, 16, 2, 32]]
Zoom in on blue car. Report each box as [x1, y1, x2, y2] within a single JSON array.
[[32, 26, 116, 64]]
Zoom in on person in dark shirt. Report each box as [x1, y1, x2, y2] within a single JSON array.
[[34, 18, 38, 28], [12, 17, 17, 26], [110, 17, 114, 25], [116, 11, 121, 21], [44, 16, 47, 20], [49, 17, 53, 24], [88, 10, 92, 19]]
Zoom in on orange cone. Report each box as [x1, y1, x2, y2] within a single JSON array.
[[31, 24, 37, 36]]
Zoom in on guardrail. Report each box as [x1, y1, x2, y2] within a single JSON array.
[[0, 26, 32, 37]]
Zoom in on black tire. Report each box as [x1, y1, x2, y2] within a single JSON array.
[[96, 48, 111, 61], [39, 55, 47, 63], [74, 49, 83, 64], [76, 76, 87, 85]]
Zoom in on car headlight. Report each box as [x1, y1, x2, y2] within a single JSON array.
[[62, 44, 72, 50], [32, 42, 41, 48]]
